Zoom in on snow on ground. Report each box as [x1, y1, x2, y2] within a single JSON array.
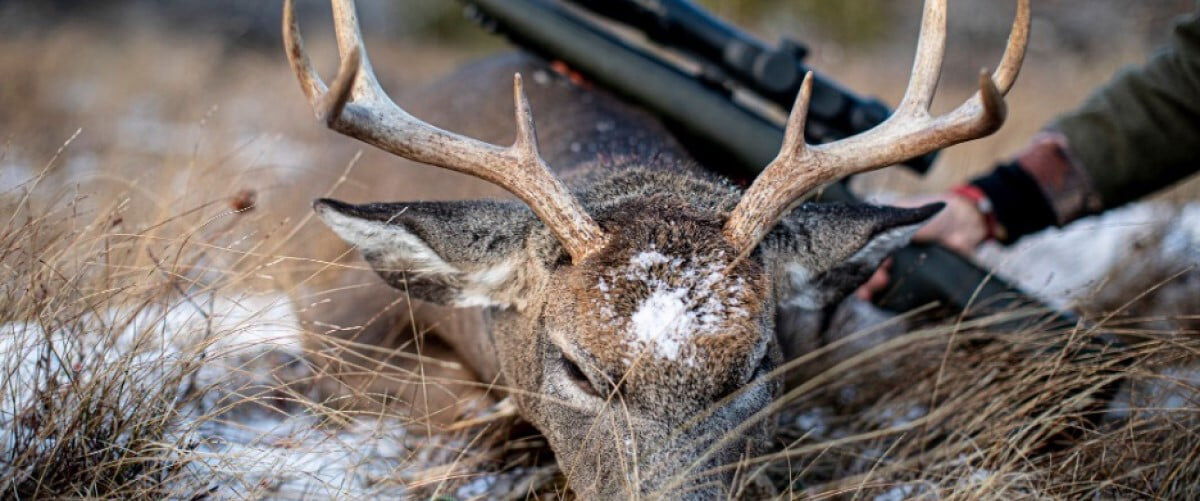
[[0, 294, 300, 417], [870, 463, 1034, 501], [1105, 366, 1200, 422], [0, 291, 522, 498], [976, 202, 1200, 307], [0, 293, 478, 498]]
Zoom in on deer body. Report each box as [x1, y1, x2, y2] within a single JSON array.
[[284, 0, 1029, 497]]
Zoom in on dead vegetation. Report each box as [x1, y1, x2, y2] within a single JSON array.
[[4, 172, 1198, 498], [2, 5, 1200, 499]]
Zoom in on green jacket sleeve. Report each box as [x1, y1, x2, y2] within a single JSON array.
[[1053, 10, 1200, 209]]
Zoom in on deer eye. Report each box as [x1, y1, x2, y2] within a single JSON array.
[[561, 357, 602, 398], [715, 351, 774, 400]]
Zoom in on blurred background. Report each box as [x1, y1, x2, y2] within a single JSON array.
[[1, 0, 1197, 258]]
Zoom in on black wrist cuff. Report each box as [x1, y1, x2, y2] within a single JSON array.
[[970, 162, 1058, 244]]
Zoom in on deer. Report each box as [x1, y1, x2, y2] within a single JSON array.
[[281, 0, 1029, 497]]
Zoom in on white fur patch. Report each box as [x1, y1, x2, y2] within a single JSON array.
[[846, 224, 921, 267], [316, 207, 459, 276], [784, 262, 822, 310], [976, 202, 1200, 308], [455, 259, 519, 308]]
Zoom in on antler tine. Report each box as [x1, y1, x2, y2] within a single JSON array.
[[283, 0, 327, 109], [512, 74, 542, 161], [329, 0, 389, 103], [993, 0, 1031, 93], [284, 0, 359, 125], [723, 0, 1030, 252], [896, 0, 948, 114], [778, 72, 816, 163], [283, 0, 609, 262]]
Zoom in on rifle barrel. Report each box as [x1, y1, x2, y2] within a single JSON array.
[[469, 0, 786, 172]]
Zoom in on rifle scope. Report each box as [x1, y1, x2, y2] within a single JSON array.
[[565, 0, 936, 174]]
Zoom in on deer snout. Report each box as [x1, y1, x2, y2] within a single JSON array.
[[542, 368, 779, 499]]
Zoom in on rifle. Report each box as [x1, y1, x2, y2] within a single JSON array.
[[459, 0, 1074, 326]]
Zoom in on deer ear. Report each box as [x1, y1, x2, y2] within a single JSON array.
[[763, 203, 944, 310], [314, 198, 541, 309]]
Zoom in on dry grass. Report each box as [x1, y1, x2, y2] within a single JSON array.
[[7, 173, 1198, 498], [2, 133, 235, 497], [766, 314, 1200, 499], [3, 6, 1200, 500]]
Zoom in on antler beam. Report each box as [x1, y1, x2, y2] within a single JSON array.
[[283, 0, 609, 263], [723, 0, 1031, 252]]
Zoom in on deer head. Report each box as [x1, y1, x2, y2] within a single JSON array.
[[284, 0, 1029, 497]]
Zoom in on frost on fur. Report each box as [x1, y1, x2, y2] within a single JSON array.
[[596, 249, 750, 365]]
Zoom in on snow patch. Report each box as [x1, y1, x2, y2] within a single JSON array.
[[793, 407, 831, 437], [976, 203, 1181, 306], [631, 250, 672, 268], [631, 288, 693, 361], [876, 404, 928, 429], [873, 483, 922, 501], [0, 294, 302, 421], [607, 248, 751, 365], [0, 292, 498, 498]]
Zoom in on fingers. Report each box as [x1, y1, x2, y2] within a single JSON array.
[[855, 258, 893, 301], [898, 193, 988, 253]]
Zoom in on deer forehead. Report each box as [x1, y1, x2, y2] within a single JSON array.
[[567, 244, 770, 374]]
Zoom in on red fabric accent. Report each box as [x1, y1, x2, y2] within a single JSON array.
[[952, 184, 1003, 242], [550, 60, 590, 87]]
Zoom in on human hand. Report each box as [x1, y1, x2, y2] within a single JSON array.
[[854, 191, 991, 301]]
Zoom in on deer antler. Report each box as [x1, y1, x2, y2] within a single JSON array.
[[283, 0, 609, 262], [723, 0, 1030, 252]]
